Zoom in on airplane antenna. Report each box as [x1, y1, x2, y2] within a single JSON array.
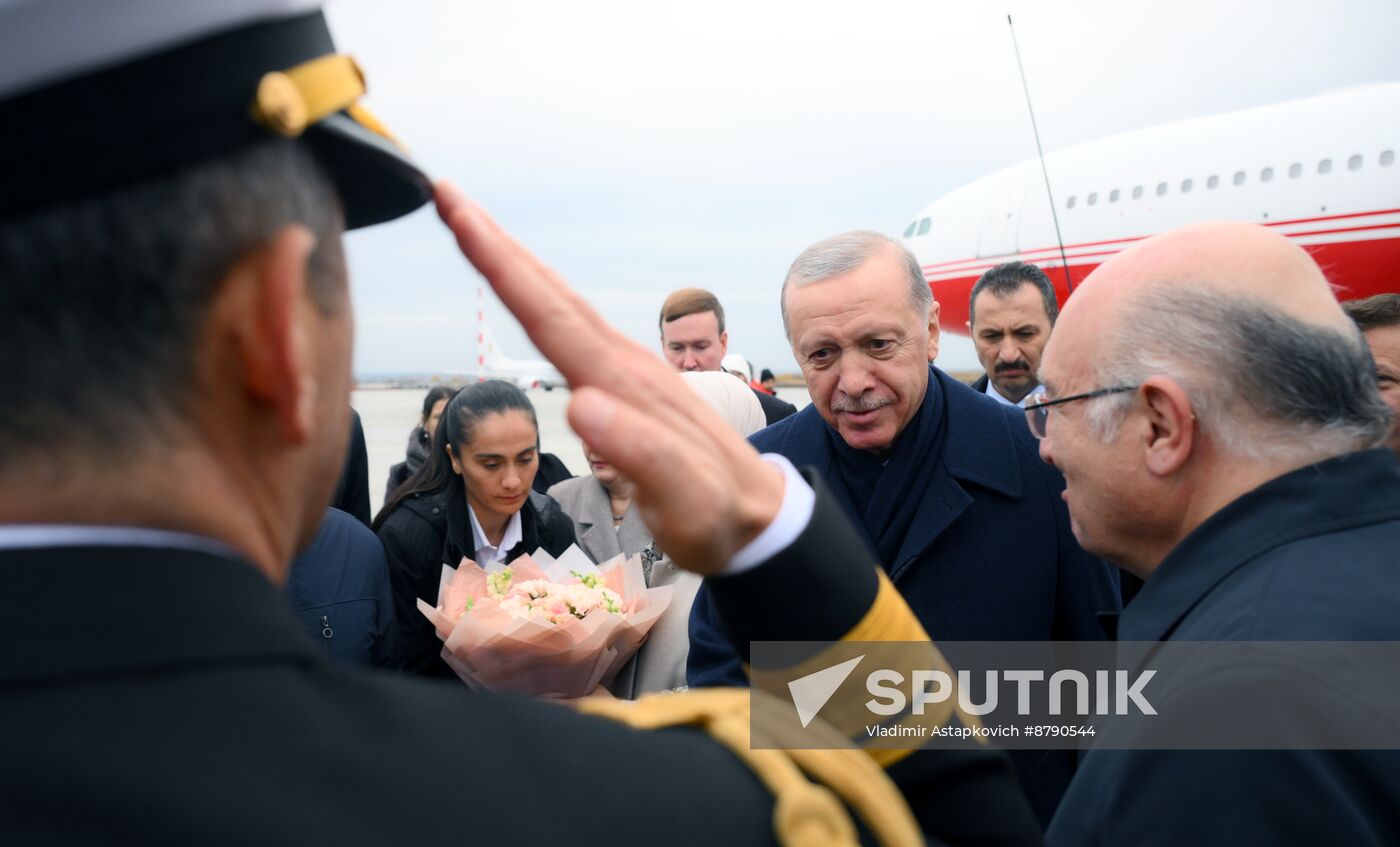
[[1007, 15, 1073, 294]]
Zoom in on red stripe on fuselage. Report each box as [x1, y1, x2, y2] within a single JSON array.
[[920, 207, 1400, 272], [934, 235, 1400, 335]]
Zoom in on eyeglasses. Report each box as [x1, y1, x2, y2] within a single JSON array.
[[1023, 386, 1138, 439]]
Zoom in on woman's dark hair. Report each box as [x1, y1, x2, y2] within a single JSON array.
[[420, 385, 457, 424], [373, 380, 538, 530]]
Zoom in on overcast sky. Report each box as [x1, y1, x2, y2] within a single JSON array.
[[326, 0, 1400, 377]]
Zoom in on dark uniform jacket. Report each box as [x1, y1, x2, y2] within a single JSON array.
[[1047, 449, 1400, 846], [284, 507, 399, 668], [690, 365, 1120, 824], [0, 479, 1044, 846], [377, 484, 577, 678]]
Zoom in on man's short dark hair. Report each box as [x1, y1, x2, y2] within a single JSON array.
[[969, 262, 1059, 326], [0, 140, 344, 467], [1343, 293, 1400, 332], [660, 288, 725, 333]]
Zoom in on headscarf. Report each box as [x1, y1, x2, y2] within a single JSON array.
[[679, 371, 766, 437]]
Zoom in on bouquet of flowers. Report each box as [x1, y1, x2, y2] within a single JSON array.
[[416, 545, 673, 698]]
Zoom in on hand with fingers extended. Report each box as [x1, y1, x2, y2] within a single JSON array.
[[434, 182, 785, 576]]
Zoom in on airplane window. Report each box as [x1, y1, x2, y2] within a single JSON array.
[[1132, 185, 1144, 199], [904, 221, 917, 238], [1261, 167, 1274, 183], [1207, 175, 1219, 189], [1109, 189, 1120, 203], [1382, 150, 1395, 166], [1066, 195, 1076, 209], [1348, 154, 1362, 171], [1289, 163, 1303, 178], [1156, 182, 1168, 196], [1087, 192, 1098, 206], [1233, 171, 1246, 186], [1318, 158, 1332, 175], [1181, 178, 1193, 193], [918, 217, 932, 235]]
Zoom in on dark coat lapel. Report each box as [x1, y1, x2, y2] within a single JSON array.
[[753, 367, 1024, 583], [887, 370, 1024, 580]]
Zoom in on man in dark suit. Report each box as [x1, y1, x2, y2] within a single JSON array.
[[0, 5, 1041, 845], [688, 230, 1121, 824], [1032, 222, 1400, 845], [659, 287, 797, 425], [966, 262, 1057, 408]]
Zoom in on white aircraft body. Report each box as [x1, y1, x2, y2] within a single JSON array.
[[476, 323, 565, 391], [903, 82, 1400, 333]]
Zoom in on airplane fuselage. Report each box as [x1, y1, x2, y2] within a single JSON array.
[[904, 83, 1400, 331]]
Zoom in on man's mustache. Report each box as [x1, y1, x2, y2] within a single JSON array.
[[831, 394, 895, 413], [995, 359, 1032, 374]]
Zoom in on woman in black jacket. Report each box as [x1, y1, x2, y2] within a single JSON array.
[[373, 381, 577, 678]]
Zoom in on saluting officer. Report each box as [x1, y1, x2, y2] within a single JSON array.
[[0, 2, 1040, 845]]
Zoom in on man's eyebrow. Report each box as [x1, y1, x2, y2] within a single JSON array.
[[855, 325, 903, 341]]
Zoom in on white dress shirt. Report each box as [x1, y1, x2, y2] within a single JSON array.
[[985, 378, 1044, 409], [467, 505, 524, 565]]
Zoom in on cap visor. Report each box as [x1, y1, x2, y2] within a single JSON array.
[[306, 111, 431, 230]]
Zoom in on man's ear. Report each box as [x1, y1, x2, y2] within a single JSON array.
[[719, 329, 729, 356], [1140, 376, 1195, 477], [220, 224, 319, 445], [926, 301, 942, 362]]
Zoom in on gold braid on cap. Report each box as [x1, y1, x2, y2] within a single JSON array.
[[250, 53, 396, 145]]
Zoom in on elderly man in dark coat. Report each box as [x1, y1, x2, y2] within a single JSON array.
[[1035, 222, 1400, 846], [688, 230, 1120, 824]]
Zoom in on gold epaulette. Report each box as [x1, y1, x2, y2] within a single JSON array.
[[575, 688, 922, 847]]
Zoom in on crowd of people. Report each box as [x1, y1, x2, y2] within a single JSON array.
[[3, 2, 1399, 845]]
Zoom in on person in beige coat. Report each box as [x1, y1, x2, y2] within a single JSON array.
[[550, 371, 766, 696]]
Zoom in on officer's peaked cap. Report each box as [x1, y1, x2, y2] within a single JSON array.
[[0, 0, 429, 229]]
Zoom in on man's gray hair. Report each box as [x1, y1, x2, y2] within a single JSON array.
[[1083, 285, 1391, 463], [780, 230, 932, 338], [0, 140, 344, 468]]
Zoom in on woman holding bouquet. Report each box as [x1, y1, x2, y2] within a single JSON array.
[[550, 371, 766, 696], [374, 380, 577, 678]]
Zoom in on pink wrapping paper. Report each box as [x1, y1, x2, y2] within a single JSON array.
[[416, 546, 674, 698]]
